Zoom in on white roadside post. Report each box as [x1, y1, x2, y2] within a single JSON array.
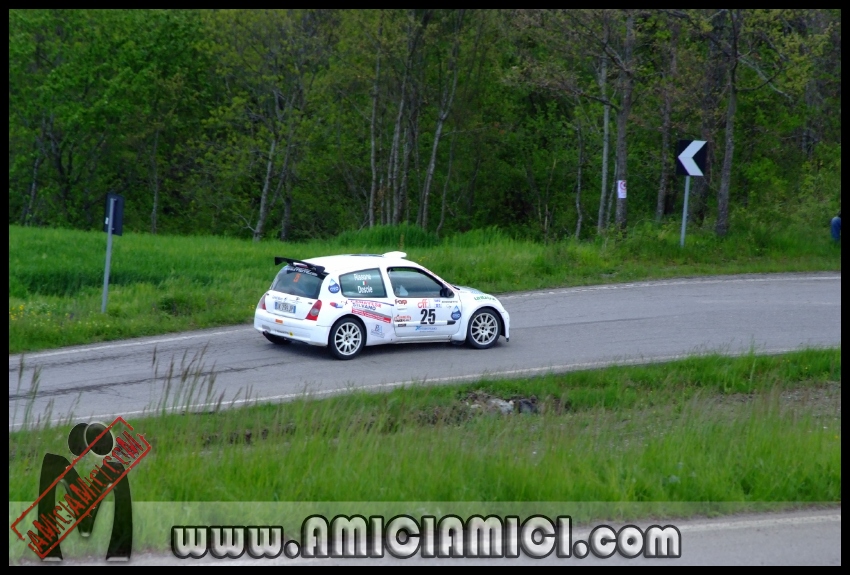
[[101, 193, 124, 313], [676, 140, 707, 248], [102, 196, 115, 313]]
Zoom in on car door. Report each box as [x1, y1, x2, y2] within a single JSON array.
[[387, 267, 461, 339], [337, 267, 396, 343]]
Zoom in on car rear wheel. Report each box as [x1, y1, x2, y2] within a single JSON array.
[[329, 317, 365, 360], [263, 332, 291, 345], [466, 308, 501, 349]]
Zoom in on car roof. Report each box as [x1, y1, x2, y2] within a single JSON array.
[[303, 252, 418, 274]]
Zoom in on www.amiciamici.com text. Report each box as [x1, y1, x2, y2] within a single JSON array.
[[172, 515, 682, 560]]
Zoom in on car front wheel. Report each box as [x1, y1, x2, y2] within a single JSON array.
[[466, 308, 501, 349], [329, 317, 365, 360]]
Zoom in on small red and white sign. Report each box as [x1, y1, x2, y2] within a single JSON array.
[[617, 180, 627, 199]]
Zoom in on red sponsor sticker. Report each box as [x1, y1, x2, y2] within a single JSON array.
[[352, 308, 392, 323]]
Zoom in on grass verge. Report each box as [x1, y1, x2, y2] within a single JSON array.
[[9, 222, 840, 353], [9, 348, 840, 501], [8, 349, 840, 560]]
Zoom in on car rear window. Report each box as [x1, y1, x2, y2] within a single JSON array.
[[271, 266, 323, 299], [339, 268, 387, 298]]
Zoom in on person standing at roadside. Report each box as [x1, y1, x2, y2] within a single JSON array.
[[831, 210, 841, 242]]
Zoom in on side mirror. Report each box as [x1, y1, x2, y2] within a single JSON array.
[[440, 287, 454, 298]]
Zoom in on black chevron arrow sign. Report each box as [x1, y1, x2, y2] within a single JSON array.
[[676, 140, 707, 177]]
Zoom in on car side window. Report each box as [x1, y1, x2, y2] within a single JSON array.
[[387, 268, 444, 298], [339, 268, 387, 298]]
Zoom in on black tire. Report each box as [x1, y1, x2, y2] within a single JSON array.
[[466, 308, 501, 349], [263, 332, 291, 345], [328, 317, 365, 360]]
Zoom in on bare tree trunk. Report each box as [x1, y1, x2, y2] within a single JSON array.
[[716, 11, 740, 238], [281, 178, 293, 241], [395, 122, 411, 224], [543, 158, 556, 242], [614, 12, 635, 231], [575, 122, 584, 240], [655, 89, 672, 222], [716, 76, 736, 237], [597, 28, 610, 234], [276, 140, 294, 241], [607, 157, 617, 229], [149, 129, 160, 234], [436, 133, 457, 238], [386, 81, 406, 226], [22, 153, 43, 225], [420, 110, 447, 229], [691, 19, 724, 227], [409, 93, 422, 224], [368, 17, 383, 228], [419, 10, 464, 230], [656, 20, 679, 222], [253, 137, 278, 242]]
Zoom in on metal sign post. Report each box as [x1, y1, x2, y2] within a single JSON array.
[[675, 140, 707, 248], [680, 176, 691, 248], [101, 193, 125, 313], [102, 197, 115, 313]]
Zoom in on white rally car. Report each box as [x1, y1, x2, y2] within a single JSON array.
[[254, 251, 510, 360]]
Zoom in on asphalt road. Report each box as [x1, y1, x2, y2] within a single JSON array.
[[8, 272, 841, 429]]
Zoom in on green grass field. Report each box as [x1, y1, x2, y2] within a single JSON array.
[[8, 222, 841, 353]]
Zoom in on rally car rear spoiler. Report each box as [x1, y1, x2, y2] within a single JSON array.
[[274, 257, 327, 277]]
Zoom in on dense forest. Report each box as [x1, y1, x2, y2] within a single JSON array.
[[8, 9, 842, 242]]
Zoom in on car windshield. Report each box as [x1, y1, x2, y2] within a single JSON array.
[[271, 266, 323, 299]]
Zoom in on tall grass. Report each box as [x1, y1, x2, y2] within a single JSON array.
[[8, 349, 840, 561], [9, 222, 840, 353], [8, 348, 840, 503]]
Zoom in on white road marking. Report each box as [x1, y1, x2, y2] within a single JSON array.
[[676, 513, 841, 533], [29, 345, 816, 428], [8, 328, 254, 361], [500, 274, 840, 300]]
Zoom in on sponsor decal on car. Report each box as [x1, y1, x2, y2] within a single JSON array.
[[329, 301, 345, 309], [350, 299, 384, 311], [371, 324, 385, 339], [473, 295, 496, 301], [352, 308, 392, 323], [395, 315, 412, 322], [397, 323, 407, 327], [328, 279, 340, 293], [285, 265, 318, 277], [352, 272, 374, 294], [417, 299, 429, 308], [395, 299, 407, 305], [415, 326, 437, 332], [451, 306, 461, 321]]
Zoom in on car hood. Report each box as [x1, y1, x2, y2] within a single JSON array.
[[453, 285, 484, 295]]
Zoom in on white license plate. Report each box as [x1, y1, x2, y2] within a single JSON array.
[[275, 302, 296, 314]]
